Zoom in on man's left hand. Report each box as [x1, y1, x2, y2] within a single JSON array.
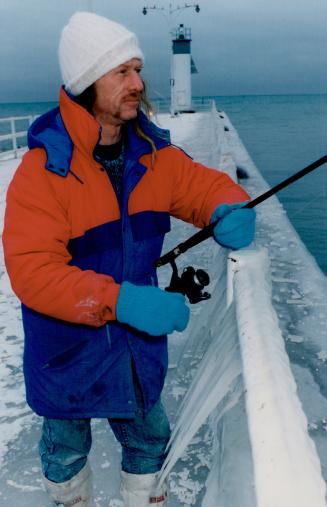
[[211, 202, 256, 249]]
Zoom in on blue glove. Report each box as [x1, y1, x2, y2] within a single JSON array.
[[211, 202, 256, 249], [116, 282, 190, 336]]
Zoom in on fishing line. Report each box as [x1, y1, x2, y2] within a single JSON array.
[[287, 188, 326, 220]]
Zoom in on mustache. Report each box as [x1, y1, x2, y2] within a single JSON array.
[[124, 93, 141, 101]]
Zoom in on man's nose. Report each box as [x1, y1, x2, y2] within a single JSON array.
[[129, 71, 144, 92]]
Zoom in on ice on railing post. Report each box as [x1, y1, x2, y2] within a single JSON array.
[[229, 247, 327, 507], [10, 118, 18, 158], [210, 104, 238, 182]]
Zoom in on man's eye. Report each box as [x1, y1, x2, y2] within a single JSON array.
[[136, 68, 142, 74]]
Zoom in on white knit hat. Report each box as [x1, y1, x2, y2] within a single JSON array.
[[58, 12, 144, 96]]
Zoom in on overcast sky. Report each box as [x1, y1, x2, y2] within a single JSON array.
[[1, 0, 327, 102]]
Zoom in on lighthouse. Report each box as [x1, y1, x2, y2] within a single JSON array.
[[171, 24, 197, 114]]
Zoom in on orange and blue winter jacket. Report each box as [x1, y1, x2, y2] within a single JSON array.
[[3, 88, 249, 418]]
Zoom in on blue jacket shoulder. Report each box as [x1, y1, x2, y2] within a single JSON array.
[[28, 107, 73, 177]]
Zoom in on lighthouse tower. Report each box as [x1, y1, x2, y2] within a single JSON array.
[[171, 24, 197, 114]]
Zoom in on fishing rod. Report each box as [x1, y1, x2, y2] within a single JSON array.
[[155, 153, 327, 303]]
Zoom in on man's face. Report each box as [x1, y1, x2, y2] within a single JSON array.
[[93, 58, 144, 125]]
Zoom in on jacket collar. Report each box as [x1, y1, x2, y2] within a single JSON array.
[[28, 87, 170, 178]]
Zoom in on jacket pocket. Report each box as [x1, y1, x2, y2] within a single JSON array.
[[22, 303, 99, 366], [42, 340, 88, 369]]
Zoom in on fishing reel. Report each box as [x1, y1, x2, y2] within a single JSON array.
[[165, 260, 211, 304]]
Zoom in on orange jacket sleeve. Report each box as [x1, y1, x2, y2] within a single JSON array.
[[2, 151, 120, 327], [171, 148, 249, 228], [167, 148, 250, 227]]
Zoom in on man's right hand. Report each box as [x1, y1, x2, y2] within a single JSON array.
[[116, 281, 190, 336]]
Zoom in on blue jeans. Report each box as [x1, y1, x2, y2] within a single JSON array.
[[39, 384, 171, 483]]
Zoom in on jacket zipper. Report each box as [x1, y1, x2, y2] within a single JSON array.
[[106, 324, 112, 349], [121, 159, 133, 281]]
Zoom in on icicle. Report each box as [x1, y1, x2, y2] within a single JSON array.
[[200, 376, 254, 507], [158, 302, 242, 486], [176, 246, 228, 382]]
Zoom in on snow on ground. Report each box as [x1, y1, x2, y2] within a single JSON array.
[[0, 157, 34, 469], [0, 108, 327, 506]]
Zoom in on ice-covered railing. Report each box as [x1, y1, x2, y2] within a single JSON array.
[[159, 247, 326, 507], [208, 102, 238, 182], [0, 115, 36, 158], [229, 249, 326, 506]]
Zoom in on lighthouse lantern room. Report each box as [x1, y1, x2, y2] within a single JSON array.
[[171, 24, 196, 114]]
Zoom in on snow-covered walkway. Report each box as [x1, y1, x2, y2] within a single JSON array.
[[0, 108, 327, 506]]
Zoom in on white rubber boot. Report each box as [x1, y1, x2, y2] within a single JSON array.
[[42, 461, 94, 506], [120, 471, 168, 507]]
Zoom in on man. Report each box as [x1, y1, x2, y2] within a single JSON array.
[[2, 11, 255, 507]]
